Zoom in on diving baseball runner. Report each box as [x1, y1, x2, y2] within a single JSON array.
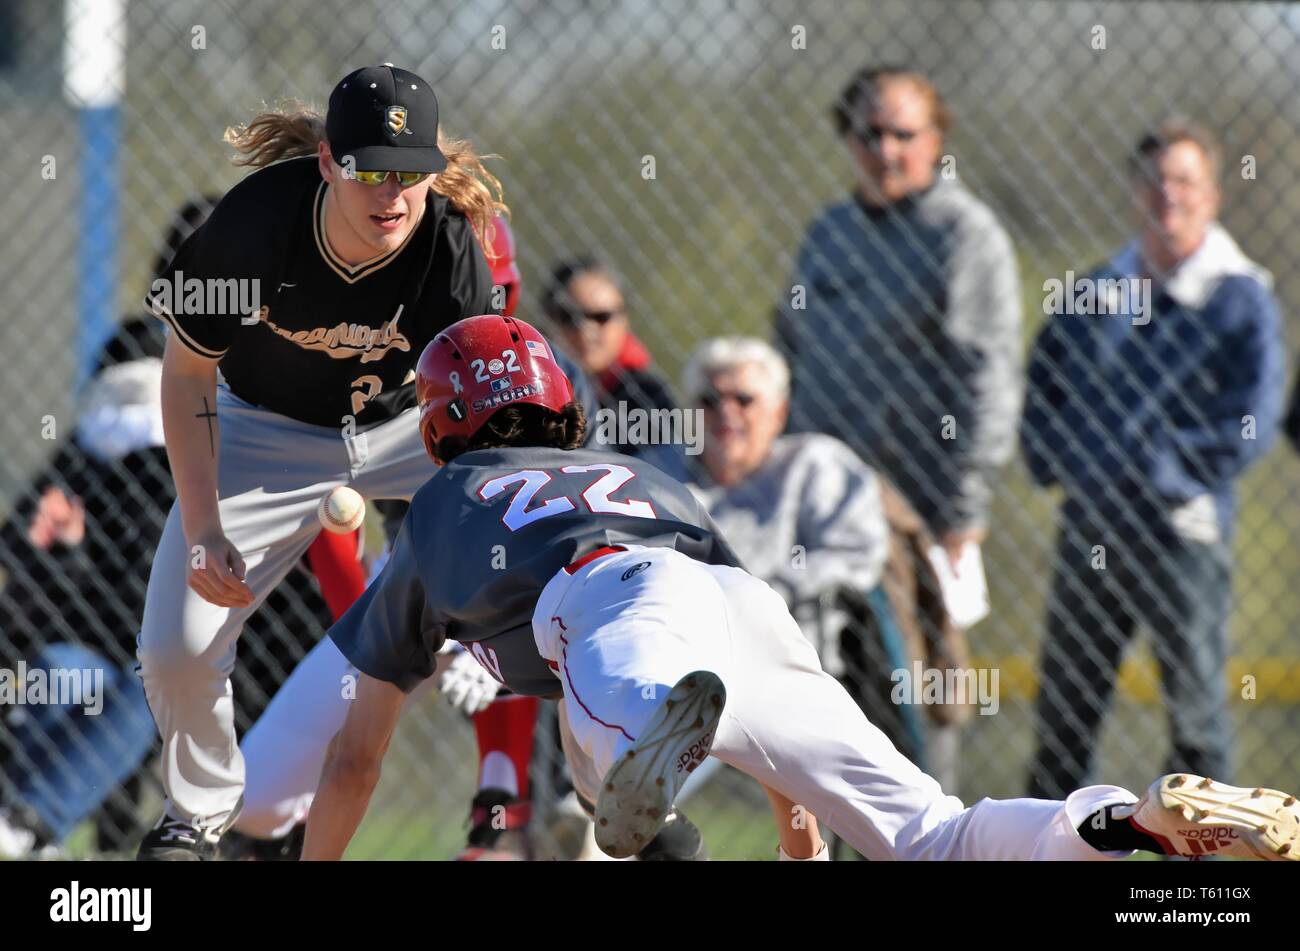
[[304, 313, 1300, 862], [228, 217, 722, 861], [135, 64, 509, 859]]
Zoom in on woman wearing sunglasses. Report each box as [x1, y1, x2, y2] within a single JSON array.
[[541, 258, 677, 455], [136, 64, 504, 859]]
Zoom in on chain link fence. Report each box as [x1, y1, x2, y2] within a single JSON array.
[[1, 0, 1299, 860]]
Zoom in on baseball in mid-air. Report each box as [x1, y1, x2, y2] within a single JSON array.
[[318, 486, 366, 534]]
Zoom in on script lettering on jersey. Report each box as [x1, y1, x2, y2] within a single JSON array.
[[256, 303, 411, 362]]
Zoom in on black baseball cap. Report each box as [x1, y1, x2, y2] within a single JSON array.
[[326, 65, 447, 174]]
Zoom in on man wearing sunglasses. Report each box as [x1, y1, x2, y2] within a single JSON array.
[[136, 64, 503, 859]]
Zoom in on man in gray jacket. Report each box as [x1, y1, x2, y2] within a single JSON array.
[[776, 66, 1022, 565]]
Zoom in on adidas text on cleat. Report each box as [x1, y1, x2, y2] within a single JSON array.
[[1123, 774, 1300, 860], [594, 670, 725, 859]]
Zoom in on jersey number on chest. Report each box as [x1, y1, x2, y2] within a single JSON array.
[[477, 464, 656, 532], [350, 374, 383, 414]]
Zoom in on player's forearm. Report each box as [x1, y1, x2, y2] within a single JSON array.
[[763, 785, 824, 859], [160, 347, 223, 540], [302, 741, 381, 860]]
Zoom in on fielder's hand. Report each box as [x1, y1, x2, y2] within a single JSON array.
[[187, 530, 255, 608], [439, 646, 501, 715]]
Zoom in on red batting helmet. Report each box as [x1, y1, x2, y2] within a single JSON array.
[[487, 216, 521, 317], [416, 314, 574, 461]]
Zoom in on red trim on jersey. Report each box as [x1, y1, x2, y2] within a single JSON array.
[[563, 544, 627, 575]]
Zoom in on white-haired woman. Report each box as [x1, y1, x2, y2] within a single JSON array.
[[681, 336, 889, 611]]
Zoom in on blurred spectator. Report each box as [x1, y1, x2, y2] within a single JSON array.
[[1021, 119, 1286, 798], [542, 257, 676, 453], [0, 198, 337, 856], [654, 337, 972, 781], [0, 314, 179, 857], [0, 198, 215, 669], [682, 337, 888, 616], [775, 65, 1022, 567]]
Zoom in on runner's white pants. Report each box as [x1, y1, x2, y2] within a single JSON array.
[[533, 546, 1137, 861]]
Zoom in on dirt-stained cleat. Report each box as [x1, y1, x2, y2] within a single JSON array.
[[1119, 774, 1300, 860], [594, 670, 725, 859]]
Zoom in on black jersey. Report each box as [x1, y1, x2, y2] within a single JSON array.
[[329, 446, 741, 697], [145, 157, 495, 427]]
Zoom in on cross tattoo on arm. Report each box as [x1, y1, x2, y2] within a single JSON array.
[[196, 397, 217, 457]]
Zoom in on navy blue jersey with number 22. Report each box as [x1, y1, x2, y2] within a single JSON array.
[[329, 446, 741, 696]]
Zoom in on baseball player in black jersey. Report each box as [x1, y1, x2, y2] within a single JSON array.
[[224, 216, 714, 862], [134, 65, 517, 860], [304, 313, 1299, 861]]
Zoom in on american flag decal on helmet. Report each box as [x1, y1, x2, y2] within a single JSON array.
[[525, 339, 551, 360]]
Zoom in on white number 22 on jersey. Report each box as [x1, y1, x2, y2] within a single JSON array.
[[477, 464, 655, 532]]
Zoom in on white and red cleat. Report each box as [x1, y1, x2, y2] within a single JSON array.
[[1120, 774, 1299, 860]]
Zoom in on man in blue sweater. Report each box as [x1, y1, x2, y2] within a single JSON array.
[[1021, 119, 1286, 798]]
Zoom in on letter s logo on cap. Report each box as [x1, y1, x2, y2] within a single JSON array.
[[386, 105, 408, 136]]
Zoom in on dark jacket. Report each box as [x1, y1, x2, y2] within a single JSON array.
[[590, 333, 677, 456]]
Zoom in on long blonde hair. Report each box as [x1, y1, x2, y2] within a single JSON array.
[[223, 100, 507, 248]]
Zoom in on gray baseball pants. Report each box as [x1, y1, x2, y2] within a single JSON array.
[[136, 385, 433, 831]]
